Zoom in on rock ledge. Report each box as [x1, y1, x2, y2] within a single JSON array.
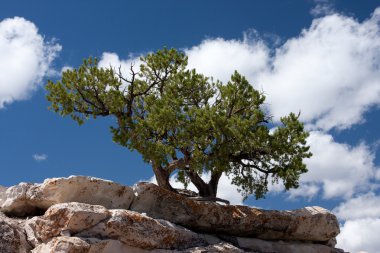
[[0, 176, 346, 253]]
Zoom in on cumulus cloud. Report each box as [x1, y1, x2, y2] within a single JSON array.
[[287, 182, 319, 200], [337, 218, 380, 253], [294, 131, 377, 199], [262, 10, 380, 131], [185, 8, 380, 131], [333, 193, 380, 252], [33, 154, 47, 161], [333, 193, 380, 220], [0, 17, 61, 108], [186, 35, 269, 85]]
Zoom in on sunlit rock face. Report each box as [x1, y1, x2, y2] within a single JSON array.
[[0, 176, 347, 253], [130, 182, 340, 242], [0, 176, 134, 216]]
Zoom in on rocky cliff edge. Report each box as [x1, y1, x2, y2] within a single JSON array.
[[0, 176, 347, 253]]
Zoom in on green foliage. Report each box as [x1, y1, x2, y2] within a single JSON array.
[[46, 48, 312, 199]]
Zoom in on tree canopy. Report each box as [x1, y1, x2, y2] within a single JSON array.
[[46, 48, 311, 202]]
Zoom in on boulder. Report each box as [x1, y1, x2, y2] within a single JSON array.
[[1, 182, 36, 217], [0, 212, 32, 253], [28, 202, 206, 250], [26, 202, 110, 244], [130, 182, 339, 242], [1, 176, 134, 216]]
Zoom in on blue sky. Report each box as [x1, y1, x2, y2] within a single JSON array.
[[1, 1, 380, 252]]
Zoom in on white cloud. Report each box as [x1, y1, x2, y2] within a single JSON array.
[[333, 193, 380, 220], [310, 0, 335, 17], [261, 10, 380, 131], [0, 17, 61, 108], [267, 131, 378, 200], [98, 52, 142, 90], [185, 8, 380, 131], [33, 153, 47, 161], [185, 35, 269, 84], [298, 131, 377, 199], [337, 218, 380, 253], [287, 182, 319, 200], [333, 193, 380, 253]]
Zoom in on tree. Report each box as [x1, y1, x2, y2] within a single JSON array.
[[46, 48, 312, 202]]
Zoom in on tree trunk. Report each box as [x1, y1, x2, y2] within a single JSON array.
[[152, 164, 174, 191], [186, 170, 223, 198]]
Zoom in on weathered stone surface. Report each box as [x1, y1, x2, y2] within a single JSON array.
[[0, 212, 32, 253], [1, 182, 36, 217], [84, 238, 156, 253], [2, 177, 345, 253], [222, 236, 344, 253], [28, 202, 205, 250], [130, 182, 339, 242], [1, 176, 134, 216], [0, 185, 6, 206], [32, 236, 152, 253], [77, 209, 206, 249], [31, 236, 90, 253], [26, 202, 110, 244], [182, 242, 248, 253], [32, 236, 248, 253]]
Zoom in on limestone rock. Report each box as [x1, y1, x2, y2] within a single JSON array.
[[221, 236, 344, 253], [1, 176, 134, 216], [1, 182, 36, 217], [78, 209, 205, 249], [0, 177, 345, 253], [32, 237, 248, 253], [26, 202, 110, 244], [0, 185, 7, 205], [130, 182, 339, 242], [0, 212, 32, 253], [31, 236, 90, 253], [28, 202, 205, 250], [182, 242, 248, 253], [32, 236, 150, 253]]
